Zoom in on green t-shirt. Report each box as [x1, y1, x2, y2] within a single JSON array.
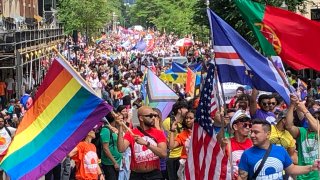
[[297, 127, 319, 180], [100, 127, 122, 166]]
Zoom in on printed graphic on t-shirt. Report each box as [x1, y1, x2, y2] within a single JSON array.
[[232, 150, 244, 174], [134, 136, 158, 163], [0, 129, 11, 154], [301, 138, 318, 163], [253, 157, 283, 180], [83, 151, 98, 174]]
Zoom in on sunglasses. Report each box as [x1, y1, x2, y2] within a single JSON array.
[[262, 102, 276, 106], [241, 122, 252, 128], [141, 114, 158, 118]]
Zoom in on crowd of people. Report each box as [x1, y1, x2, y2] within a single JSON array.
[[1, 28, 320, 180]]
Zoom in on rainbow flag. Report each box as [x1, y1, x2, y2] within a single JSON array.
[[142, 69, 179, 120], [0, 57, 112, 179]]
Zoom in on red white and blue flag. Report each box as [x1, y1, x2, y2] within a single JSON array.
[[185, 63, 231, 180], [208, 9, 290, 104]]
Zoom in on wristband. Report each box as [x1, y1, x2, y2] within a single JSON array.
[[170, 129, 176, 133]]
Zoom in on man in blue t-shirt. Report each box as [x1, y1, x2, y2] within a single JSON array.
[[238, 119, 320, 180]]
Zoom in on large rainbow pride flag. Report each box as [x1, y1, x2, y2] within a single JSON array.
[[0, 57, 112, 179]]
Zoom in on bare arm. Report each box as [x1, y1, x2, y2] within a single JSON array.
[[237, 169, 248, 180], [168, 121, 180, 150], [285, 95, 300, 138], [296, 102, 319, 132], [148, 142, 167, 158], [287, 147, 298, 164], [102, 143, 118, 165], [168, 131, 180, 150], [68, 147, 78, 158], [285, 164, 312, 175], [117, 125, 130, 153], [134, 135, 167, 158], [249, 88, 258, 116]]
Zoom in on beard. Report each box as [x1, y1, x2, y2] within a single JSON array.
[[144, 120, 154, 128]]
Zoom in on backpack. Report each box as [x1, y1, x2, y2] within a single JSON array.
[[92, 126, 114, 159], [92, 126, 104, 159]]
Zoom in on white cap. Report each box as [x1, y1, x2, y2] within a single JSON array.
[[266, 116, 277, 125], [230, 110, 251, 128]]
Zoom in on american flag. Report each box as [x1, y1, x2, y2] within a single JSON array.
[[185, 63, 231, 180]]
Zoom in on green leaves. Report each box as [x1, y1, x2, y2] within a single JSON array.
[[57, 0, 121, 35]]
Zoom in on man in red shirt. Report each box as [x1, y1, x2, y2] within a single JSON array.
[[229, 110, 253, 179], [117, 106, 167, 180]]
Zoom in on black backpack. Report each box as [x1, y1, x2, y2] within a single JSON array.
[[92, 126, 114, 159]]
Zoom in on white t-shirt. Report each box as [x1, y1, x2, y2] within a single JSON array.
[[5, 78, 14, 91], [0, 127, 16, 155]]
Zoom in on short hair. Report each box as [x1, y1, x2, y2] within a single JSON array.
[[258, 94, 270, 105], [172, 100, 189, 115], [252, 119, 271, 132], [105, 112, 115, 123], [236, 86, 245, 92]]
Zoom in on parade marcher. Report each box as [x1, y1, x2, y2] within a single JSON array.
[[69, 130, 104, 180], [228, 110, 252, 179], [169, 110, 195, 180], [285, 94, 320, 180], [20, 89, 33, 111], [152, 108, 168, 180], [100, 113, 122, 180], [228, 86, 245, 109], [250, 88, 276, 122], [163, 100, 189, 180], [117, 106, 167, 180], [238, 119, 320, 180], [270, 110, 297, 164], [5, 74, 14, 101], [0, 116, 15, 180]]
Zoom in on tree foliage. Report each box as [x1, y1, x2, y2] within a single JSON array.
[[129, 0, 198, 35], [128, 0, 309, 45], [57, 0, 122, 35]]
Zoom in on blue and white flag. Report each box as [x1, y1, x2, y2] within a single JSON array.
[[207, 9, 290, 104]]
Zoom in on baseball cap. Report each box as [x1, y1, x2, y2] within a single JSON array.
[[230, 110, 251, 128], [275, 110, 288, 124]]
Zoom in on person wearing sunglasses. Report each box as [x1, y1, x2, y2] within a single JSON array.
[[228, 110, 253, 179], [268, 94, 279, 112], [250, 88, 276, 121], [117, 106, 167, 180]]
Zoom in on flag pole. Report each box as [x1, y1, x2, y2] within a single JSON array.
[[267, 57, 294, 94], [52, 47, 135, 136], [207, 6, 233, 176]]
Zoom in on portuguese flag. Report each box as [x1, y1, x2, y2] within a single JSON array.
[[235, 0, 320, 71]]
